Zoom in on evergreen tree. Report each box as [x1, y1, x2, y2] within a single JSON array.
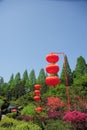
[[0, 76, 4, 86], [60, 55, 73, 85], [0, 83, 9, 97], [14, 80, 26, 99], [73, 56, 87, 78], [8, 74, 14, 84], [14, 72, 21, 85], [22, 70, 29, 92], [22, 70, 28, 81], [29, 69, 36, 91], [37, 68, 47, 93]]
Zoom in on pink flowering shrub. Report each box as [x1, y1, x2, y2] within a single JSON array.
[[46, 96, 64, 112], [63, 110, 87, 129]]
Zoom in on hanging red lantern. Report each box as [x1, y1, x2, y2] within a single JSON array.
[[35, 106, 43, 113], [34, 90, 40, 95], [11, 109, 17, 113], [45, 76, 60, 86], [34, 96, 40, 101], [34, 84, 41, 89], [46, 63, 59, 74], [46, 53, 59, 63]]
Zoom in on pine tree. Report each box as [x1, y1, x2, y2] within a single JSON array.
[[0, 76, 4, 86], [8, 74, 14, 84], [37, 68, 47, 93], [29, 69, 36, 91], [22, 70, 29, 92], [14, 72, 21, 85], [22, 70, 28, 81], [60, 55, 73, 86], [74, 56, 87, 78]]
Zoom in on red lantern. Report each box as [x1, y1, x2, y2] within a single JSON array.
[[46, 53, 59, 63], [46, 63, 59, 74], [45, 76, 60, 86], [34, 96, 40, 101], [11, 109, 17, 113], [34, 90, 40, 95], [35, 106, 43, 113], [34, 84, 41, 89]]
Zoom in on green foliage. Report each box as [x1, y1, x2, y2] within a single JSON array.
[[0, 116, 19, 128], [74, 56, 87, 78], [72, 74, 87, 99], [21, 103, 36, 117], [22, 70, 28, 81], [13, 80, 26, 99], [1, 98, 9, 112], [44, 119, 73, 130], [14, 92, 33, 107], [15, 122, 42, 130], [8, 74, 14, 85], [0, 98, 4, 107], [42, 84, 66, 100], [6, 112, 17, 119], [37, 68, 46, 84], [0, 116, 41, 130], [14, 72, 21, 85], [0, 76, 4, 86], [60, 55, 73, 86], [0, 128, 13, 130], [37, 68, 47, 94], [0, 83, 9, 97], [29, 69, 36, 91]]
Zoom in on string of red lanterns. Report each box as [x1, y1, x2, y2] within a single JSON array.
[[33, 52, 70, 113], [33, 84, 43, 113], [45, 52, 71, 111], [45, 53, 60, 87]]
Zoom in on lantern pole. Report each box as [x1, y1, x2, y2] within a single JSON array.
[[52, 52, 71, 111]]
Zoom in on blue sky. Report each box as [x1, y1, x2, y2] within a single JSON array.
[[0, 0, 87, 82]]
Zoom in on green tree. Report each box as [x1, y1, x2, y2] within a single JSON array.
[[14, 72, 21, 85], [8, 74, 15, 88], [7, 74, 15, 100], [29, 69, 36, 91], [14, 80, 26, 99], [60, 55, 73, 85], [37, 68, 47, 94], [0, 76, 4, 86], [73, 73, 87, 98], [0, 83, 9, 97], [22, 70, 28, 82], [73, 56, 87, 78], [22, 70, 29, 92], [8, 74, 14, 83]]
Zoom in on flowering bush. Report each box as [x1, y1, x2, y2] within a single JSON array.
[[46, 96, 64, 112], [63, 110, 87, 129]]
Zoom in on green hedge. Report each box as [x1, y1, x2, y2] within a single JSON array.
[[44, 119, 74, 130], [0, 116, 42, 130]]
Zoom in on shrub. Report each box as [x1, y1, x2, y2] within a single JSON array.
[[15, 122, 42, 130], [0, 116, 42, 130], [6, 112, 17, 119], [0, 128, 12, 130], [46, 96, 64, 112], [63, 110, 87, 129], [21, 103, 36, 117], [44, 119, 73, 130], [0, 116, 19, 128]]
